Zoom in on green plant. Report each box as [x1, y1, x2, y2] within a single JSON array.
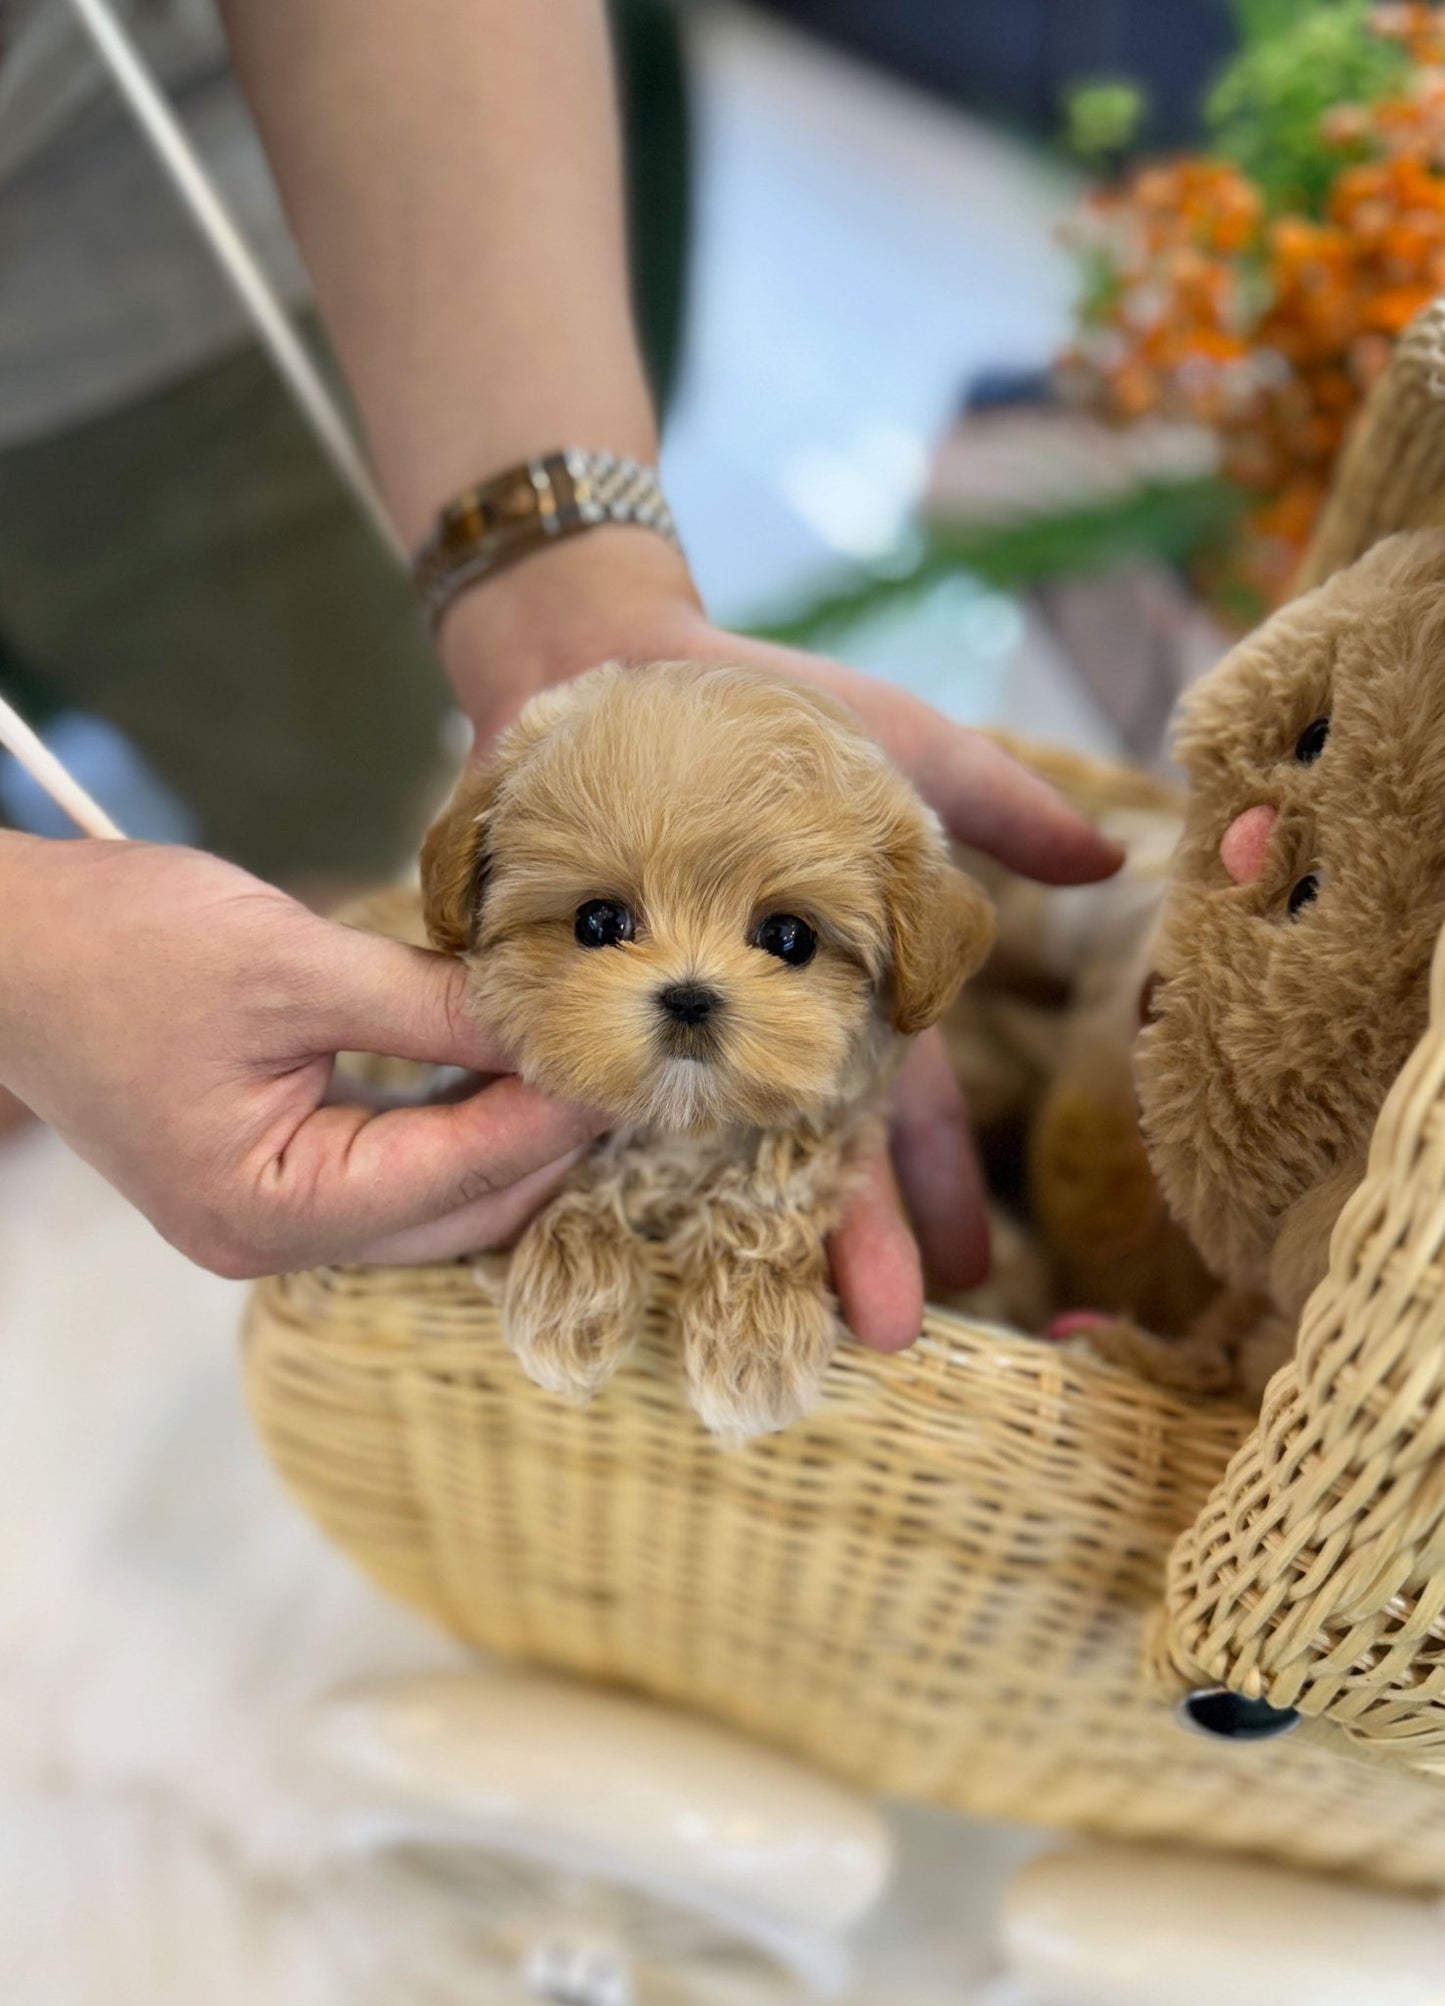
[[1207, 0, 1409, 212], [1063, 79, 1147, 163], [750, 480, 1243, 653]]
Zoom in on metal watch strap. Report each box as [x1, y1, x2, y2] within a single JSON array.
[[411, 448, 681, 630]]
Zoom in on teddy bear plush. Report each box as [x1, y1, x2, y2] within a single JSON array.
[[1079, 527, 1445, 1400]]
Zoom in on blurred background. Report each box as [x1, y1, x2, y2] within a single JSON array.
[[5, 0, 1443, 1996], [0, 0, 1267, 885]]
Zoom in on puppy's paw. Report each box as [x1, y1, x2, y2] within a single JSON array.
[[1053, 1311, 1237, 1398], [503, 1197, 647, 1403], [679, 1259, 840, 1442]]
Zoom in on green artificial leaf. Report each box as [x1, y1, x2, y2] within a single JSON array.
[[748, 479, 1243, 653], [1063, 78, 1148, 161], [1207, 0, 1409, 215]]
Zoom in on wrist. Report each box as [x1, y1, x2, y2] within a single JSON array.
[[437, 523, 708, 741], [0, 831, 68, 1064], [0, 829, 54, 926], [385, 398, 662, 556]]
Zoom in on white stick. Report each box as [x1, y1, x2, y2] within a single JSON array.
[[0, 693, 126, 840], [63, 0, 404, 562]]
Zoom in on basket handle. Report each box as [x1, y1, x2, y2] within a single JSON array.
[[1154, 296, 1445, 1756], [1150, 913, 1445, 1758]]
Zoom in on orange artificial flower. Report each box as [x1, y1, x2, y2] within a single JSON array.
[[1063, 5, 1445, 612]]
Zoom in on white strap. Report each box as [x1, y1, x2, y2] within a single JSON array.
[[63, 0, 402, 561], [0, 692, 126, 839], [3, 0, 412, 839]]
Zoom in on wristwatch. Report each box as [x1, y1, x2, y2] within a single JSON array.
[[411, 447, 681, 631]]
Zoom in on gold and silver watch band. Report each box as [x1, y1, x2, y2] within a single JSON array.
[[411, 448, 681, 631]]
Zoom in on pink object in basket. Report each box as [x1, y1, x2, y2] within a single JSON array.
[[1046, 1311, 1112, 1342]]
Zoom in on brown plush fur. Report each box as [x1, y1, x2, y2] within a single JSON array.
[[1100, 528, 1445, 1396], [1024, 858, 1217, 1337], [936, 805, 1215, 1341], [421, 660, 994, 1440]]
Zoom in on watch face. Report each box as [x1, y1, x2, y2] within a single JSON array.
[[493, 475, 541, 523], [438, 473, 536, 552], [415, 451, 677, 626]]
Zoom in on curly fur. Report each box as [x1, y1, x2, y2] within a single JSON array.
[[421, 660, 994, 1440], [1108, 529, 1445, 1396]]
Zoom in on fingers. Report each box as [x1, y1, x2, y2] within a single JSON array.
[[253, 1076, 607, 1266], [827, 1133, 925, 1352], [828, 1033, 991, 1347], [906, 724, 1123, 886], [293, 920, 513, 1074], [890, 1031, 990, 1292], [726, 636, 1122, 886]]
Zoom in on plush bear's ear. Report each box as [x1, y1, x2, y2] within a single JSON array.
[[419, 762, 498, 955], [882, 821, 995, 1035]]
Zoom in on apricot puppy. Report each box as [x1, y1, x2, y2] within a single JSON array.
[[421, 660, 994, 1440]]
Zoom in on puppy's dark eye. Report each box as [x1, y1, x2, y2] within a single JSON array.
[[575, 898, 634, 948], [753, 913, 816, 967], [1287, 873, 1320, 918], [1294, 717, 1329, 764]]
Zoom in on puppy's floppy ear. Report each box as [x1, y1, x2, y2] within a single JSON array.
[[419, 678, 590, 954], [419, 762, 498, 955], [881, 818, 995, 1035]]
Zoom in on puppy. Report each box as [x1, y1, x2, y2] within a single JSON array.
[[421, 659, 994, 1440]]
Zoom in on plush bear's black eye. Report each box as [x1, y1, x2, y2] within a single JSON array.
[[575, 899, 634, 948], [1294, 717, 1329, 764], [753, 914, 816, 966], [1287, 873, 1320, 918]]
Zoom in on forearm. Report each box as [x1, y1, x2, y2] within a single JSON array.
[[217, 0, 1124, 919], [218, 0, 660, 548], [0, 832, 132, 1159], [0, 832, 65, 1079], [0, 832, 54, 1132]]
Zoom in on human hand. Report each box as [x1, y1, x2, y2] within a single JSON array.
[[436, 532, 1123, 1349], [0, 835, 606, 1277]]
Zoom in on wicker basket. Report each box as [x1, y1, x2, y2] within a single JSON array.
[[246, 300, 1445, 1892]]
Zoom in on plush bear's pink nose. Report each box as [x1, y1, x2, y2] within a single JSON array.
[[1220, 803, 1278, 884]]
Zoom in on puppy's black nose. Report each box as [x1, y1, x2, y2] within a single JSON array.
[[657, 981, 720, 1026]]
